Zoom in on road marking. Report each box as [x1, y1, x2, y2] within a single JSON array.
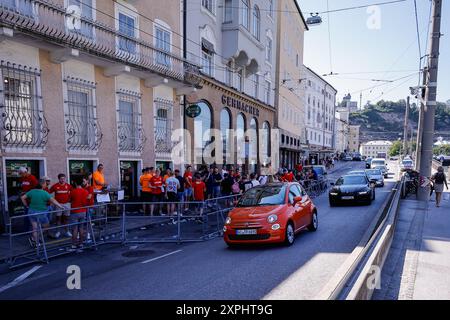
[[141, 250, 182, 264], [0, 265, 42, 294]]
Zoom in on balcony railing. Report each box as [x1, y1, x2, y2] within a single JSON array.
[[118, 121, 146, 153], [0, 0, 201, 86]]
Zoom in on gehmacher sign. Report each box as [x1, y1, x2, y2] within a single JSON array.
[[221, 94, 260, 117]]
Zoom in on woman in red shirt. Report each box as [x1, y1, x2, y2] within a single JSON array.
[[150, 169, 164, 216]]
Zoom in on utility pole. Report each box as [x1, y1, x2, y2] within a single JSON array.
[[417, 0, 442, 201], [403, 96, 410, 157], [415, 67, 428, 170]]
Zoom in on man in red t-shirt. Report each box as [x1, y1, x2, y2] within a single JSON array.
[[19, 167, 38, 194], [82, 176, 95, 243], [69, 178, 89, 251], [193, 173, 206, 216], [49, 173, 73, 238], [150, 169, 164, 216]]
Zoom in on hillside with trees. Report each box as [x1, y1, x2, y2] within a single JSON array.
[[349, 100, 450, 142]]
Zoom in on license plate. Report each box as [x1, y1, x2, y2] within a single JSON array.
[[342, 196, 354, 200], [236, 229, 257, 235]]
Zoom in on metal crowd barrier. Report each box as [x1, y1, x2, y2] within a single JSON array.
[[5, 194, 241, 268], [302, 179, 329, 199], [5, 182, 328, 268], [7, 204, 111, 268]]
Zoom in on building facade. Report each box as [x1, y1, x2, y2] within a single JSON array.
[[274, 0, 308, 169], [361, 140, 393, 158], [302, 66, 337, 163], [348, 125, 360, 153], [341, 93, 358, 113], [0, 0, 200, 227], [334, 108, 350, 154], [184, 0, 277, 173]]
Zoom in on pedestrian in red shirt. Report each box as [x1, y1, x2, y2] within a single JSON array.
[[193, 174, 206, 216], [69, 178, 89, 251], [150, 169, 164, 216], [49, 173, 73, 238], [19, 167, 38, 194], [82, 176, 95, 243]]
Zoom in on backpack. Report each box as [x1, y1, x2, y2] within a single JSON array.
[[232, 181, 240, 194], [435, 172, 446, 184]]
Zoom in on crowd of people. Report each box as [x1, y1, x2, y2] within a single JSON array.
[[16, 156, 339, 249], [137, 160, 337, 216], [18, 164, 107, 251]]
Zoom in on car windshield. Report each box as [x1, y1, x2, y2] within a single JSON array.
[[237, 185, 286, 207], [372, 160, 385, 166], [336, 176, 367, 185], [366, 169, 382, 175]]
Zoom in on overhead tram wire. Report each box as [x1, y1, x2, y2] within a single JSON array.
[[372, 73, 420, 101], [349, 72, 419, 96], [212, 0, 407, 15]]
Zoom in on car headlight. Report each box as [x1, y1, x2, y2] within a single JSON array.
[[267, 214, 278, 224], [358, 191, 369, 195], [225, 217, 232, 225], [330, 192, 339, 196]]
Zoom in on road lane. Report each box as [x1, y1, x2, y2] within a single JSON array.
[[0, 161, 398, 300]]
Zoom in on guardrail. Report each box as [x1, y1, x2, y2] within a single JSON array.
[[317, 176, 404, 300]]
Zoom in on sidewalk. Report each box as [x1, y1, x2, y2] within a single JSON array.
[[373, 189, 450, 300]]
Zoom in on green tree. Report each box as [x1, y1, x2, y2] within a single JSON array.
[[389, 140, 403, 157], [433, 144, 450, 156]]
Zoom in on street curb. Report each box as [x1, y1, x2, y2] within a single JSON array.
[[315, 180, 399, 300]]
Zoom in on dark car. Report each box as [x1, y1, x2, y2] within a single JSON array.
[[329, 174, 375, 206], [365, 157, 372, 169], [352, 152, 362, 161]]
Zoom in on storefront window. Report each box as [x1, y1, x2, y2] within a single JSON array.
[[249, 118, 258, 173], [220, 108, 231, 165], [261, 121, 271, 167], [236, 113, 246, 165], [120, 161, 138, 201], [194, 101, 212, 164], [5, 160, 41, 218], [69, 160, 94, 184]]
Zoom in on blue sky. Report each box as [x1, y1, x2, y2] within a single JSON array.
[[297, 0, 449, 105]]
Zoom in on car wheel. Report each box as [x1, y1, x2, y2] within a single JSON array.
[[307, 211, 318, 232], [373, 190, 376, 201], [329, 199, 336, 207], [284, 222, 295, 246]]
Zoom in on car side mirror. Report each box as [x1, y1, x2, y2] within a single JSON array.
[[293, 196, 302, 205]]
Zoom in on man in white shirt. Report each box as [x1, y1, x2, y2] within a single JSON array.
[[258, 174, 268, 185], [165, 172, 180, 217], [249, 173, 260, 189]]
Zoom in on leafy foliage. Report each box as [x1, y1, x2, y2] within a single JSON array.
[[389, 140, 403, 157]]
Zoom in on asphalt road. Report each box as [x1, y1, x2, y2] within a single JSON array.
[[0, 161, 398, 300]]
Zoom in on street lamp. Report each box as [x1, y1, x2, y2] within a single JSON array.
[[306, 13, 322, 26]]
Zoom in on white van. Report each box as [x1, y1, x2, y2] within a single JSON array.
[[371, 158, 388, 177]]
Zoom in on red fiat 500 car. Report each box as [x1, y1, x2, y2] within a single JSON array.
[[223, 182, 318, 246]]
